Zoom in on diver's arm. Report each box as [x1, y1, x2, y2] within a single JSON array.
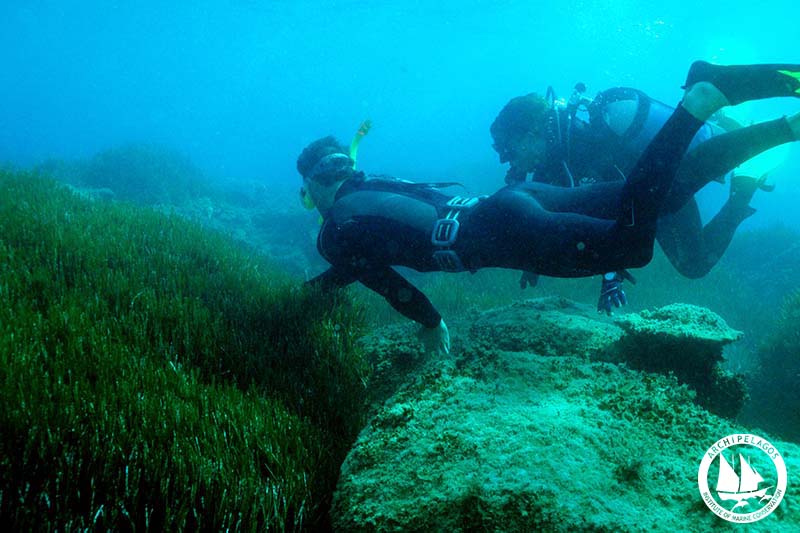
[[311, 264, 442, 327], [306, 266, 360, 290], [358, 267, 449, 354], [357, 267, 442, 328]]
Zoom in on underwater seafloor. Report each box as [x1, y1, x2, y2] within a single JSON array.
[[1, 146, 799, 531]]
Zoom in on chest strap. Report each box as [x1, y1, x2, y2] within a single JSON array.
[[431, 196, 484, 272]]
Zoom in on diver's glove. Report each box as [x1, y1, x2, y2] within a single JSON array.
[[519, 271, 539, 289], [597, 270, 636, 315], [418, 319, 450, 355]]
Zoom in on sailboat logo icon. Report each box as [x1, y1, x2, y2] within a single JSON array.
[[698, 433, 787, 524], [715, 452, 772, 510]]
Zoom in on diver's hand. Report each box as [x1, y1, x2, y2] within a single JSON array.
[[519, 271, 539, 289], [418, 319, 450, 355], [597, 271, 628, 315]]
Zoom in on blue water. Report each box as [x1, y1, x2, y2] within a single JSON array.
[[2, 0, 799, 227]]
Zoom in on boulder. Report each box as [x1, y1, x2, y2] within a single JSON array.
[[469, 296, 622, 357], [612, 303, 745, 418], [333, 299, 799, 531]]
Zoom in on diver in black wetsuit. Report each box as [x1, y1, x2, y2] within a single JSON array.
[[491, 79, 800, 311], [300, 62, 800, 354]]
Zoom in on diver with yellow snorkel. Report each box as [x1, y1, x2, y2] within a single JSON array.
[[298, 61, 800, 354]]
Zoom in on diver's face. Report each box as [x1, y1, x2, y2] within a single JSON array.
[[302, 176, 344, 215], [501, 131, 547, 173]]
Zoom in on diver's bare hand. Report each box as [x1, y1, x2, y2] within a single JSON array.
[[418, 319, 450, 355]]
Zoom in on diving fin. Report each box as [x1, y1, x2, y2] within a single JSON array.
[[729, 173, 774, 211], [778, 69, 800, 95], [683, 61, 800, 105]]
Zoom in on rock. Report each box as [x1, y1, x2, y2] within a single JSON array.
[[614, 303, 743, 345], [469, 296, 623, 358], [358, 323, 432, 414], [612, 304, 746, 418], [333, 347, 799, 532], [332, 299, 799, 531]]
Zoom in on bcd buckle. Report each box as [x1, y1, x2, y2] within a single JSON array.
[[431, 218, 460, 247]]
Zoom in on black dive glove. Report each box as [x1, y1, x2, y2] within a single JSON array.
[[597, 270, 636, 315]]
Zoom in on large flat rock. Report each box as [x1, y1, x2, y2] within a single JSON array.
[[335, 299, 799, 531]]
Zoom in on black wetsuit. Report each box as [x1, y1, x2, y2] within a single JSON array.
[[532, 88, 795, 278], [311, 106, 705, 326]]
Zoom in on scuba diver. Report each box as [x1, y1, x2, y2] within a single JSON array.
[[490, 73, 800, 313], [300, 61, 800, 354]]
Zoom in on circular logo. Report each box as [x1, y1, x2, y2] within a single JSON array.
[[698, 433, 787, 523]]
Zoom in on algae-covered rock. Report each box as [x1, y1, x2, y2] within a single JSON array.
[[613, 304, 746, 418], [333, 299, 799, 532], [469, 296, 623, 357], [333, 348, 799, 532], [614, 303, 743, 345], [357, 322, 431, 414]]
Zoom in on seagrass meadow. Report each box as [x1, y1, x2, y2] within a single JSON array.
[[0, 170, 371, 530]]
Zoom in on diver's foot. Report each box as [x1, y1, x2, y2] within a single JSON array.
[[684, 61, 800, 106], [729, 174, 774, 209], [682, 82, 728, 120]]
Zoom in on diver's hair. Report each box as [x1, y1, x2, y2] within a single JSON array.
[[296, 135, 349, 179], [490, 93, 550, 149]]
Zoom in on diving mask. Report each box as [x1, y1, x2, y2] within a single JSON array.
[[307, 153, 355, 184]]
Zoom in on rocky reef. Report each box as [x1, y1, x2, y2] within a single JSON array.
[[332, 297, 799, 532], [612, 303, 746, 418]]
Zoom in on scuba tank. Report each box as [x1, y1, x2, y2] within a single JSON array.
[[588, 87, 722, 175], [540, 82, 728, 187]]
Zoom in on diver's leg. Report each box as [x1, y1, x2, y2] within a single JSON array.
[[512, 180, 624, 219], [463, 187, 649, 275], [663, 115, 796, 213], [659, 174, 768, 279], [690, 175, 763, 270], [683, 61, 800, 106], [658, 201, 756, 280], [654, 196, 750, 280], [619, 61, 800, 247], [616, 103, 706, 246], [656, 201, 707, 279]]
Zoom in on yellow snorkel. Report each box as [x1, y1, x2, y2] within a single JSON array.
[[349, 119, 372, 169], [300, 186, 316, 210]]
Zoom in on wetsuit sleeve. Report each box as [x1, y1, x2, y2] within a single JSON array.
[[358, 267, 442, 328], [306, 266, 442, 328], [307, 266, 360, 290]]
